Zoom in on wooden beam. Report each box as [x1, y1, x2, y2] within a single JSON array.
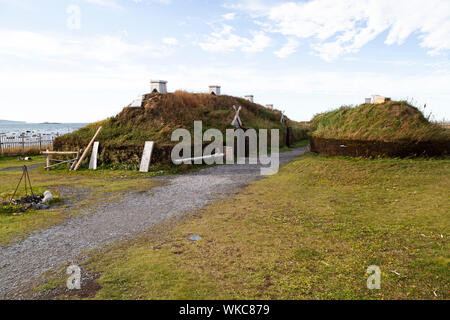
[[46, 149, 50, 171], [45, 159, 77, 169], [73, 126, 103, 171], [70, 149, 81, 171], [41, 151, 79, 155]]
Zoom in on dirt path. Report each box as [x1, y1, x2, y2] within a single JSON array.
[[0, 148, 307, 299]]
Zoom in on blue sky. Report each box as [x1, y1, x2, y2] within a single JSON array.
[[0, 0, 449, 123]]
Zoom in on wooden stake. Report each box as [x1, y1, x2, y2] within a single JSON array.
[[73, 126, 103, 171], [46, 149, 50, 171]]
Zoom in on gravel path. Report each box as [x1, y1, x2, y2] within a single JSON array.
[[0, 148, 306, 299]]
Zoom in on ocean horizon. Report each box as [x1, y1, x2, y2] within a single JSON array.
[[0, 121, 88, 138]]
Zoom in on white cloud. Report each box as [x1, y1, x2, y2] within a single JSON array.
[[149, 0, 172, 4], [83, 0, 122, 9], [163, 37, 178, 45], [274, 38, 299, 58], [0, 29, 175, 63], [222, 13, 236, 21], [232, 0, 450, 61], [199, 24, 270, 53]]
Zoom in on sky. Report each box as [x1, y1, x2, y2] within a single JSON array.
[[0, 0, 449, 123]]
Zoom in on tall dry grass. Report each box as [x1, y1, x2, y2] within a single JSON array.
[[0, 145, 52, 156]]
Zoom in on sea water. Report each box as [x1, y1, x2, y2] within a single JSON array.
[[0, 122, 87, 141]]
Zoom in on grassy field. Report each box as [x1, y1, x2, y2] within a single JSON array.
[[40, 153, 449, 300], [0, 156, 163, 245]]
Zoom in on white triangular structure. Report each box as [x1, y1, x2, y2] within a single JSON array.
[[231, 105, 243, 128], [130, 95, 144, 107], [89, 141, 99, 170]]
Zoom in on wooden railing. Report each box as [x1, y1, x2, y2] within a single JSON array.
[[0, 134, 57, 155]]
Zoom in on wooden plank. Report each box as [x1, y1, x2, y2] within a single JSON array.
[[73, 126, 103, 171], [41, 151, 79, 155], [70, 150, 81, 171], [46, 149, 50, 171], [46, 159, 76, 169], [139, 141, 154, 173], [89, 141, 99, 170]]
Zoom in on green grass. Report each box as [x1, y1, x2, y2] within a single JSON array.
[[42, 153, 449, 300], [0, 155, 47, 170], [311, 101, 450, 142]]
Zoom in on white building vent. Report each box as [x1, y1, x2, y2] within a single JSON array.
[[150, 80, 168, 94], [372, 95, 391, 104], [244, 95, 254, 103], [266, 104, 274, 110], [130, 95, 144, 107], [209, 85, 221, 96]]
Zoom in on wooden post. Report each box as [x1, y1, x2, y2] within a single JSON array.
[[0, 135, 3, 156], [21, 134, 25, 155], [73, 126, 102, 171], [46, 149, 50, 171], [70, 149, 81, 170], [39, 134, 42, 152]]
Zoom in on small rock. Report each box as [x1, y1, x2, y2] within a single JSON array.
[[188, 234, 202, 241]]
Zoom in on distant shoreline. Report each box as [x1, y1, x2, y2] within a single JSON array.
[[0, 120, 88, 125], [0, 120, 26, 124]]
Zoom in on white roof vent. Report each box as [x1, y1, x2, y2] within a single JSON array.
[[244, 95, 254, 103], [150, 80, 168, 94], [209, 85, 221, 96]]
